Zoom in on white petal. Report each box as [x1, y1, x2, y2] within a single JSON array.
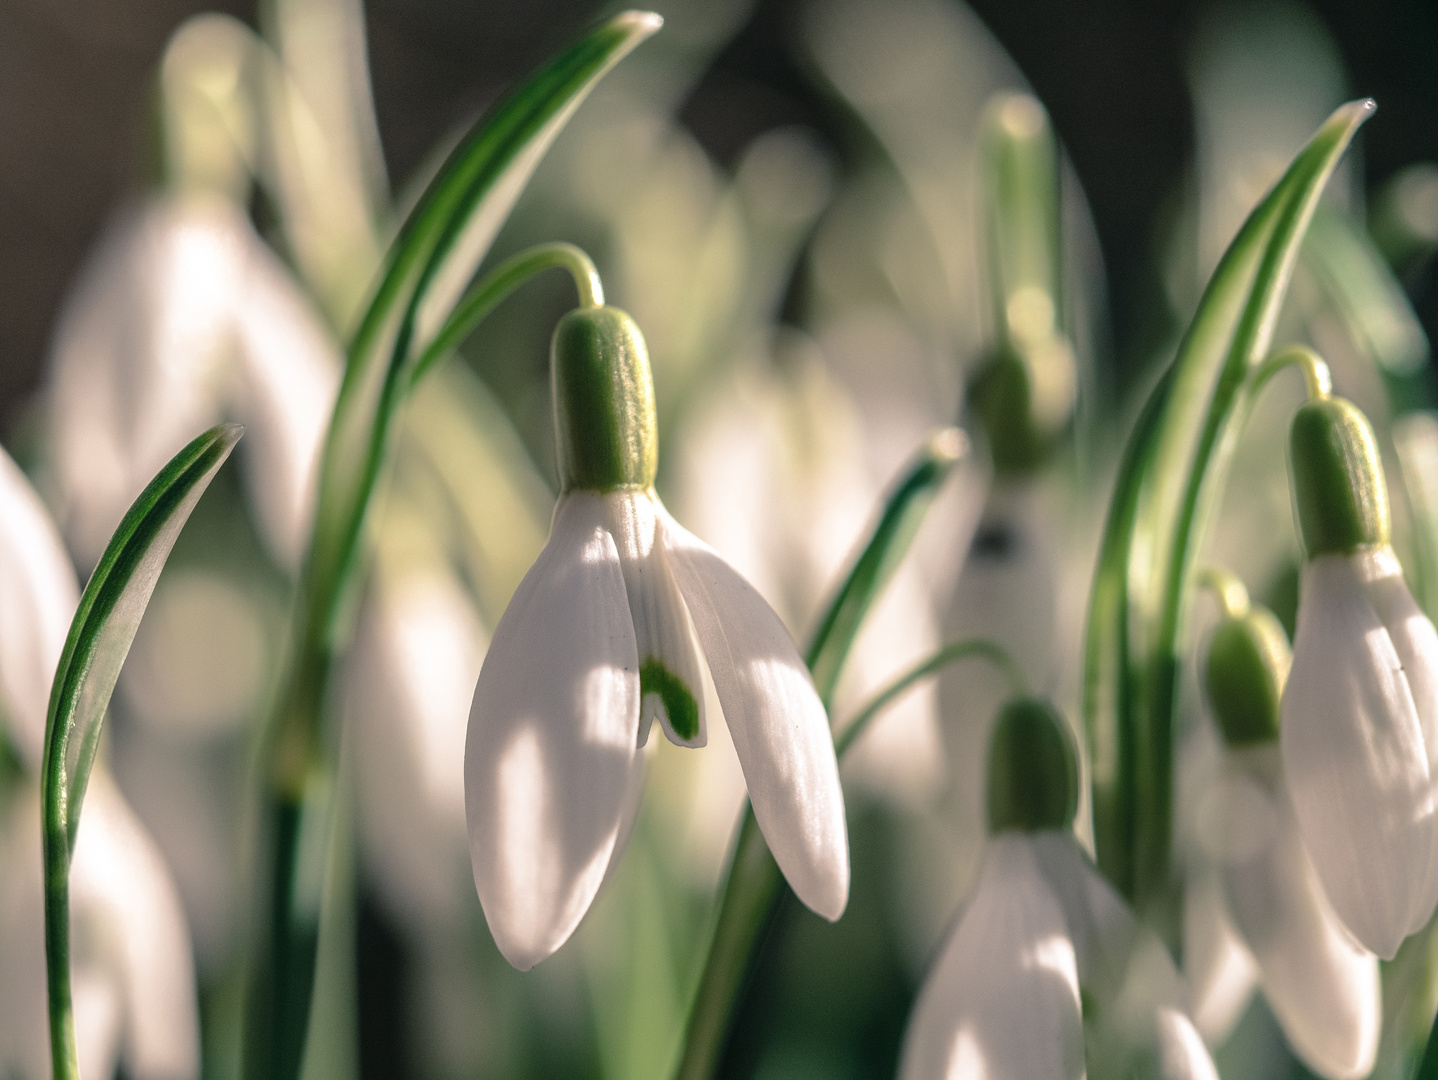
[[72, 777, 201, 1080], [1216, 747, 1379, 1080], [46, 198, 240, 570], [899, 833, 1084, 1080], [1182, 868, 1256, 1045], [465, 492, 643, 970], [605, 493, 707, 749], [349, 565, 485, 929], [1151, 1009, 1221, 1080], [0, 449, 80, 770], [1360, 547, 1438, 926], [0, 777, 199, 1080], [661, 505, 849, 920], [231, 231, 341, 572], [1282, 553, 1438, 958]]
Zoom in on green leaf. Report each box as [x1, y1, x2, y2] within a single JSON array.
[[1083, 100, 1371, 906], [805, 427, 967, 707], [41, 423, 242, 853], [41, 424, 240, 1080], [301, 10, 661, 660]]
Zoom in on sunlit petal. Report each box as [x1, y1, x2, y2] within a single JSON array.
[[465, 492, 642, 970], [0, 449, 80, 769], [899, 833, 1083, 1080], [1282, 552, 1438, 958], [661, 504, 849, 920], [1215, 746, 1379, 1080]]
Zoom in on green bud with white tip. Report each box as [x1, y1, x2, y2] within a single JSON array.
[[551, 305, 658, 493], [1205, 607, 1291, 746], [986, 697, 1078, 833], [1289, 396, 1390, 558]]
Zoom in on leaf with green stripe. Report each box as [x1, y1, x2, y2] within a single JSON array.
[[1083, 101, 1371, 908], [300, 10, 662, 660], [41, 423, 241, 1080]]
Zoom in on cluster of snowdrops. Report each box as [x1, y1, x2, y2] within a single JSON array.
[[5, 4, 1438, 1080]]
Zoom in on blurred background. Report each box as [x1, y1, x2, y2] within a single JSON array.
[[2, 0, 1437, 425], [3, 2, 1438, 1080]]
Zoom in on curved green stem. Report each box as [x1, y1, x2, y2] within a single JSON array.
[[835, 638, 1026, 759], [672, 429, 965, 1080], [1193, 566, 1250, 621], [1248, 344, 1332, 403], [410, 242, 604, 385]]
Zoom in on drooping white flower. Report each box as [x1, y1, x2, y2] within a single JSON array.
[[0, 446, 200, 1080], [900, 698, 1217, 1080], [1191, 592, 1380, 1078], [466, 305, 848, 971], [1281, 395, 1438, 959], [45, 193, 340, 573]]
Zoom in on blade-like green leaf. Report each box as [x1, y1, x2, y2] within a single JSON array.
[[1083, 100, 1371, 906], [41, 423, 240, 1080], [805, 427, 967, 707], [300, 11, 661, 662], [42, 423, 242, 852], [674, 427, 965, 1080]]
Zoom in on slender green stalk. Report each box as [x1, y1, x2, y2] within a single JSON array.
[[1193, 566, 1250, 621], [43, 426, 240, 1080], [805, 427, 967, 703], [1083, 102, 1370, 909], [834, 638, 1026, 759], [410, 242, 604, 385], [244, 16, 658, 1079], [672, 428, 965, 1080]]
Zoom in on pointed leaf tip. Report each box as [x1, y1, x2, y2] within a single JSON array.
[[615, 10, 663, 35]]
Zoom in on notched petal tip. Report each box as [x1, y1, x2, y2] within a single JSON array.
[[464, 493, 644, 970]]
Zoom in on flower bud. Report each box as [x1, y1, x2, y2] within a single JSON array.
[[986, 696, 1078, 833], [1204, 608, 1290, 746], [551, 305, 658, 493], [1289, 396, 1390, 558], [967, 336, 1076, 476]]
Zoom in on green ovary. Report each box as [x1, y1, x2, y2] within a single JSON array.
[[640, 657, 699, 742]]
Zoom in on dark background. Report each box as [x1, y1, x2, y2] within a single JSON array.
[[1, 0, 1434, 423]]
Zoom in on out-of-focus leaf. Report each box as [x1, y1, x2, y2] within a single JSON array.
[[1394, 413, 1438, 620], [1304, 204, 1429, 385], [1083, 101, 1371, 908]]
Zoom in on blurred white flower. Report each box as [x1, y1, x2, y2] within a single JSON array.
[[45, 193, 340, 573], [0, 446, 200, 1080], [466, 485, 848, 970], [900, 829, 1217, 1080], [1281, 545, 1438, 959], [1197, 744, 1379, 1078]]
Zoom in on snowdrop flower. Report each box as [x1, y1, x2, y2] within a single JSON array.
[[1194, 590, 1379, 1079], [0, 447, 200, 1080], [466, 305, 848, 971], [1281, 394, 1438, 959], [900, 697, 1217, 1080], [45, 193, 340, 574]]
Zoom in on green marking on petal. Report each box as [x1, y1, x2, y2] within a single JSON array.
[[640, 657, 699, 743]]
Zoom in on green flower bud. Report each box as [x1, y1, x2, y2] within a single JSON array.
[[967, 335, 1076, 476], [986, 697, 1079, 833], [551, 306, 658, 493], [1289, 396, 1390, 558], [1204, 607, 1291, 746]]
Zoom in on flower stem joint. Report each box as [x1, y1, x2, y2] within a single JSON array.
[[552, 305, 658, 493], [1289, 396, 1389, 558], [1205, 607, 1290, 747], [986, 696, 1078, 833]]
